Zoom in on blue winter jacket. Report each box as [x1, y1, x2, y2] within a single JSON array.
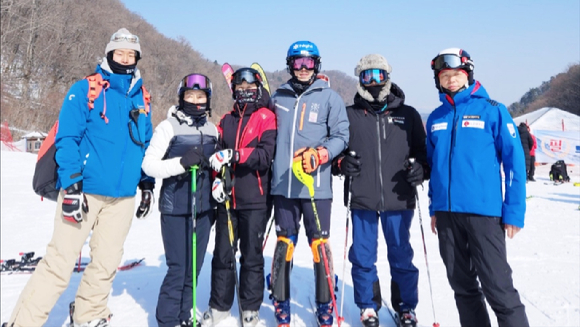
[[426, 82, 526, 228], [55, 62, 153, 197]]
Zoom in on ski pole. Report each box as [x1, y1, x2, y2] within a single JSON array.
[[261, 214, 274, 252], [339, 151, 356, 324], [408, 158, 439, 327], [222, 165, 243, 326], [190, 165, 198, 327], [77, 252, 82, 273], [292, 158, 342, 327]]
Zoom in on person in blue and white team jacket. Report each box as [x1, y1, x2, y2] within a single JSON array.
[[426, 48, 529, 327]]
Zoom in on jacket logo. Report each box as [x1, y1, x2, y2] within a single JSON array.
[[462, 120, 485, 129], [391, 116, 405, 124], [463, 115, 480, 119], [309, 103, 320, 122], [507, 123, 516, 138], [431, 122, 448, 132]]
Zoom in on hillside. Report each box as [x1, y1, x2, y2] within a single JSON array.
[[0, 0, 358, 135]]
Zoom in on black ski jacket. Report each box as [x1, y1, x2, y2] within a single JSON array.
[[333, 83, 429, 211]]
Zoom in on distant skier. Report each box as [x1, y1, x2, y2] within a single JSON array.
[[141, 73, 218, 327], [201, 67, 276, 327], [332, 54, 428, 327], [426, 48, 529, 327], [517, 122, 534, 181], [268, 40, 349, 327]]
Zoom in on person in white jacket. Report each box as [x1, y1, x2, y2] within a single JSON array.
[[141, 73, 219, 327]]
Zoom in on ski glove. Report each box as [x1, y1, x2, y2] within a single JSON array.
[[136, 181, 155, 219], [62, 182, 88, 223], [209, 149, 238, 173], [211, 178, 229, 203], [180, 147, 208, 170], [294, 147, 329, 174], [338, 152, 361, 177], [405, 159, 424, 187]]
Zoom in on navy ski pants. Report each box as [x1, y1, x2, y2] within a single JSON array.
[[435, 211, 529, 327], [273, 195, 332, 242], [349, 209, 418, 312], [156, 211, 214, 327]]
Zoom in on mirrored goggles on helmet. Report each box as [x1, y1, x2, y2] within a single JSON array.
[[432, 54, 469, 71], [359, 69, 388, 85], [110, 32, 140, 44], [232, 69, 261, 85], [290, 57, 316, 70], [180, 74, 211, 90]]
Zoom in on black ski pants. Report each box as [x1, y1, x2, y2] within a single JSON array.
[[435, 211, 529, 327], [209, 205, 269, 312], [528, 155, 536, 179], [156, 210, 214, 327]]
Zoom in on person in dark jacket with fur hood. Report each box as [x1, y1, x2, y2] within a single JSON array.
[[332, 54, 428, 327], [203, 67, 277, 327]]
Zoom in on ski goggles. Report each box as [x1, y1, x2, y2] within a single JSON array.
[[232, 68, 261, 85], [110, 32, 140, 44], [359, 69, 388, 85], [180, 74, 211, 90], [431, 54, 469, 71], [290, 57, 316, 70]]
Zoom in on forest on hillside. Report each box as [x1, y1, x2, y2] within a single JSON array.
[[0, 0, 357, 136]]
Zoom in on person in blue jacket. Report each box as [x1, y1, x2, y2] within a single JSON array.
[[268, 40, 349, 327], [426, 48, 529, 327], [6, 28, 154, 327]]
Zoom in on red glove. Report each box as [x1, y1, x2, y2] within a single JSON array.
[[294, 147, 329, 174]]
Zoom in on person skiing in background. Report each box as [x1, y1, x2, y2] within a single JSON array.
[[141, 73, 218, 327], [5, 28, 154, 327], [331, 54, 428, 327], [528, 126, 537, 182], [202, 67, 276, 327], [426, 48, 529, 327], [268, 40, 349, 327], [517, 122, 534, 181]]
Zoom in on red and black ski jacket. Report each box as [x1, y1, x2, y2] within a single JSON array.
[[333, 83, 429, 211], [217, 86, 277, 210]]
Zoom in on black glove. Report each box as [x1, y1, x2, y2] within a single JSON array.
[[180, 147, 208, 170], [339, 152, 362, 177], [405, 159, 424, 187], [62, 182, 88, 223], [136, 181, 154, 219]]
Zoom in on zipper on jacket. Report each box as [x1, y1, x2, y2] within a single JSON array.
[[287, 95, 302, 197], [448, 105, 458, 211], [376, 114, 385, 208], [256, 171, 264, 195], [299, 103, 306, 131]]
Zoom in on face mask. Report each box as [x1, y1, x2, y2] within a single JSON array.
[[234, 88, 260, 103], [365, 85, 384, 100], [106, 52, 136, 75], [181, 102, 207, 117]]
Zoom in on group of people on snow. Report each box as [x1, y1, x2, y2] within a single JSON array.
[[4, 27, 531, 327]]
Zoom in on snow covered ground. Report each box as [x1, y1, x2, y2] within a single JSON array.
[[1, 149, 579, 326]]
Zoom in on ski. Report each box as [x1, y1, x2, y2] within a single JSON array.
[[1, 252, 42, 273], [1, 259, 144, 275], [526, 195, 533, 200], [221, 63, 234, 94], [381, 299, 400, 327], [250, 62, 270, 94]]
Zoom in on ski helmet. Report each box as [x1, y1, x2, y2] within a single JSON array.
[[431, 48, 474, 90], [177, 73, 212, 114], [230, 67, 263, 101], [286, 41, 321, 74]]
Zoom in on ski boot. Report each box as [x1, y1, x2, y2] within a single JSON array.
[[242, 310, 259, 327], [316, 302, 334, 327], [273, 299, 291, 327], [399, 308, 417, 327], [72, 316, 111, 327], [360, 308, 379, 327], [201, 308, 230, 327]]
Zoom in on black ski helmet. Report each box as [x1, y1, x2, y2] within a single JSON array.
[[177, 73, 212, 115]]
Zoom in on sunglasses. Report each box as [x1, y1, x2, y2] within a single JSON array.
[[232, 69, 261, 85], [180, 74, 211, 90], [359, 69, 388, 85], [110, 32, 140, 44], [291, 57, 316, 70], [431, 54, 469, 71]]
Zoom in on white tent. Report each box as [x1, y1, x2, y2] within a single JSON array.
[[513, 107, 580, 164]]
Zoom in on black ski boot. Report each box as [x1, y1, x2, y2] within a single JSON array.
[[399, 308, 417, 327], [360, 308, 379, 327]]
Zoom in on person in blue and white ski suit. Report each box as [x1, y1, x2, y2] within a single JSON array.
[[426, 48, 529, 327]]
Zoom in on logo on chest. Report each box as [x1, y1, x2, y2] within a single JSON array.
[[309, 103, 320, 122], [462, 120, 485, 129], [431, 122, 448, 132]]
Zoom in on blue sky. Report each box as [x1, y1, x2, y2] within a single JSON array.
[[120, 0, 579, 112]]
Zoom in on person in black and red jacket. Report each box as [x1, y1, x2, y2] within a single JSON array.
[[202, 67, 276, 327]]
